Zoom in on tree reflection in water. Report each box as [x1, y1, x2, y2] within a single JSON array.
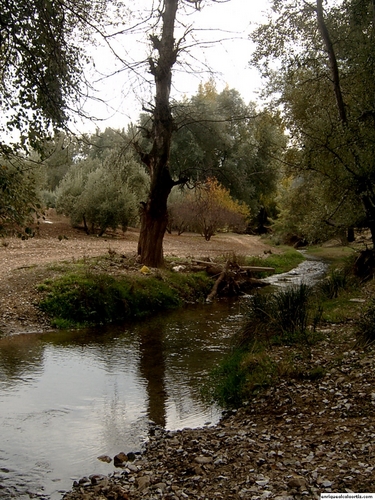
[[138, 318, 167, 427]]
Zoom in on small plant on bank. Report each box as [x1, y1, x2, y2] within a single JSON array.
[[355, 299, 375, 346], [236, 283, 322, 347], [318, 267, 355, 299], [206, 283, 324, 408], [206, 345, 276, 408]]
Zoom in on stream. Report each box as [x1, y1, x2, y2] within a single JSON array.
[[0, 300, 243, 499], [0, 256, 328, 499]]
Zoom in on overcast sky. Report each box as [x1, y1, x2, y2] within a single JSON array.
[[76, 0, 271, 133]]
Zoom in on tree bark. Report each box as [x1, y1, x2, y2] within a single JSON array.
[[137, 0, 179, 267], [316, 0, 347, 124]]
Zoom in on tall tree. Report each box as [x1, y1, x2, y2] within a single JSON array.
[[135, 0, 230, 267], [251, 0, 375, 245]]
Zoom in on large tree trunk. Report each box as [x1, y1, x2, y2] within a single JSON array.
[[137, 0, 179, 267], [138, 171, 174, 267]]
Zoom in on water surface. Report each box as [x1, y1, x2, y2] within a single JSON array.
[[0, 299, 242, 499]]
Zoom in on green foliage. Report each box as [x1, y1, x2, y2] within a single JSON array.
[[140, 81, 285, 216], [0, 157, 42, 236], [355, 299, 375, 346], [274, 173, 364, 244], [319, 268, 354, 299], [244, 248, 305, 275], [251, 0, 375, 245], [207, 349, 252, 408], [207, 284, 324, 408], [0, 0, 103, 153], [237, 284, 322, 347], [37, 269, 212, 328], [56, 148, 148, 234], [206, 345, 278, 408]]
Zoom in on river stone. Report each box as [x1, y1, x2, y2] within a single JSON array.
[[194, 456, 213, 464], [114, 452, 128, 466], [287, 476, 306, 489], [137, 475, 150, 491], [322, 480, 333, 488], [153, 482, 167, 492], [97, 454, 112, 463], [126, 463, 138, 472]]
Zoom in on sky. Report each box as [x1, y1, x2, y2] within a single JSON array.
[[75, 0, 272, 133]]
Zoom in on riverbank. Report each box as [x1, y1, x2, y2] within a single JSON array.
[[62, 320, 375, 500], [0, 211, 279, 336]]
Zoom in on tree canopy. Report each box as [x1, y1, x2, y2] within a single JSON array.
[[0, 0, 104, 153], [251, 0, 375, 245]]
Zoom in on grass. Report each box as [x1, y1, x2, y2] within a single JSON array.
[[236, 283, 322, 347], [219, 247, 305, 275], [314, 253, 362, 322], [355, 298, 375, 346], [305, 244, 356, 262], [37, 268, 212, 328], [207, 346, 276, 408], [205, 242, 375, 409]]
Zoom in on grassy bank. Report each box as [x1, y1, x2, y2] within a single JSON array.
[[36, 247, 304, 329], [37, 267, 212, 329]]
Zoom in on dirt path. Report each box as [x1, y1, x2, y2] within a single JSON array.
[[0, 211, 276, 336]]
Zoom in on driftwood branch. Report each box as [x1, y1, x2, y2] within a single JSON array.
[[206, 261, 229, 302]]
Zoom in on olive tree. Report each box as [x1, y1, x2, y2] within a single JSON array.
[[56, 150, 149, 235]]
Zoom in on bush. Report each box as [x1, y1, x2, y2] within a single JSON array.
[[206, 346, 277, 408], [236, 283, 322, 347], [56, 151, 149, 235], [355, 299, 375, 346], [319, 268, 352, 298], [167, 178, 250, 239]]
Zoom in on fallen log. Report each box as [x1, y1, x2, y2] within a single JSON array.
[[206, 261, 229, 302]]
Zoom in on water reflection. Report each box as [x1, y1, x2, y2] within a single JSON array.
[[0, 299, 242, 499], [138, 319, 167, 427]]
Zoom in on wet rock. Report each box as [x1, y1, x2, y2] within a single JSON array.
[[97, 454, 112, 463], [114, 452, 128, 467]]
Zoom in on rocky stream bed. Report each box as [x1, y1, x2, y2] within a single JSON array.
[[62, 325, 375, 500]]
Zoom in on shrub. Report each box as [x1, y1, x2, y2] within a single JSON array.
[[206, 346, 276, 408], [319, 268, 352, 299], [56, 151, 149, 235], [236, 283, 322, 347], [355, 299, 375, 346], [167, 178, 250, 239]]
